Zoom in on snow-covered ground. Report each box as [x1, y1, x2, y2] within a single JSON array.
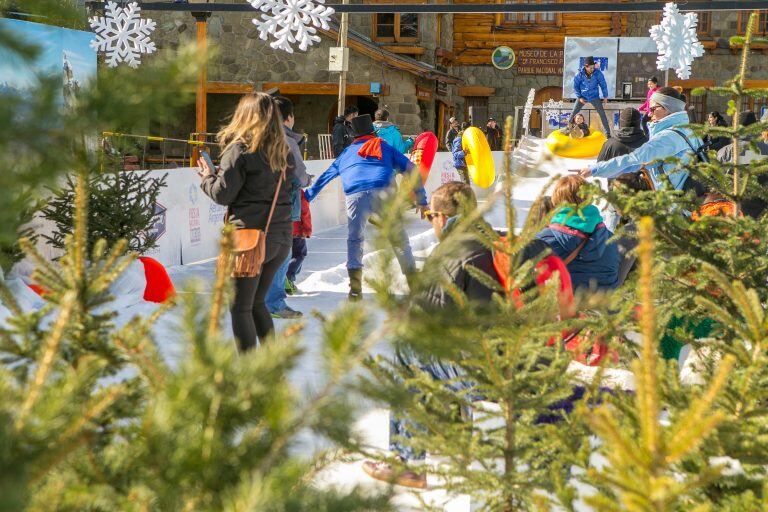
[[2, 139, 644, 510]]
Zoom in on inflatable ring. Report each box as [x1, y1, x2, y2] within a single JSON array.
[[462, 127, 496, 188], [409, 131, 438, 186], [545, 130, 607, 159]]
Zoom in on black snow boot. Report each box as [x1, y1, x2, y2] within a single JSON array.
[[348, 268, 363, 301]]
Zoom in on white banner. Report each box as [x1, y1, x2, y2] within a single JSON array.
[[618, 37, 657, 54], [28, 155, 506, 270], [563, 37, 618, 100]]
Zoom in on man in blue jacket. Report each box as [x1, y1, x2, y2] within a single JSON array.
[[305, 114, 428, 300], [571, 56, 612, 136]]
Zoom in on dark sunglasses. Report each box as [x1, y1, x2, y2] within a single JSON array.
[[424, 209, 444, 222]]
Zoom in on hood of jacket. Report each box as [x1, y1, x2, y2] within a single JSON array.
[[283, 125, 304, 145], [548, 205, 610, 260], [333, 115, 347, 126], [649, 110, 691, 139], [614, 127, 647, 144]]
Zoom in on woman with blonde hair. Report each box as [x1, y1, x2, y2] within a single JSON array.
[[535, 175, 619, 290], [199, 92, 296, 351]]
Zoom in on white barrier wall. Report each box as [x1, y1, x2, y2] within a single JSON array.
[[30, 152, 504, 268]]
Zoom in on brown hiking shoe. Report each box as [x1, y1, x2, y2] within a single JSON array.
[[361, 460, 427, 489]]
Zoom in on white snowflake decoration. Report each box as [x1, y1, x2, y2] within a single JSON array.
[[248, 0, 335, 54], [522, 88, 536, 134], [89, 1, 156, 68], [543, 98, 566, 125], [649, 2, 704, 80]]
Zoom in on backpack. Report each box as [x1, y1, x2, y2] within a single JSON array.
[[669, 128, 710, 197]]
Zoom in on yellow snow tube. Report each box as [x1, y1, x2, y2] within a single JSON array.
[[545, 130, 607, 159], [462, 127, 496, 188]]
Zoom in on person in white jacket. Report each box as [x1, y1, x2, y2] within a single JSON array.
[[577, 87, 703, 191]]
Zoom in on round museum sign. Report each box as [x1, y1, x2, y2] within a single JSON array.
[[491, 46, 515, 70]]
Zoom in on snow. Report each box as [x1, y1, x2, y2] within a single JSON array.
[[0, 144, 645, 509]]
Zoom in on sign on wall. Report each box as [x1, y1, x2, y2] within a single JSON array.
[[491, 46, 516, 70], [563, 37, 618, 99], [516, 49, 564, 76]]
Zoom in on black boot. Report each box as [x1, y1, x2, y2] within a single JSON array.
[[348, 268, 363, 301]]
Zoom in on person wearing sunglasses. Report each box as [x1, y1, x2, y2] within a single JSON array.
[[575, 87, 703, 192], [362, 181, 498, 489]]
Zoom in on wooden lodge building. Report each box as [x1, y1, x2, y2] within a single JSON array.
[[148, 2, 768, 157]]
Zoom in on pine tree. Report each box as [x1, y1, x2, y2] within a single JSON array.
[[40, 153, 166, 256], [2, 3, 387, 510], [359, 117, 621, 510]]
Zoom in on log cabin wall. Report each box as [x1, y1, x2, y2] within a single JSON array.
[[450, 1, 767, 128]]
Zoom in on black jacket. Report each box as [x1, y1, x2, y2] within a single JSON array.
[[200, 143, 296, 245], [596, 128, 648, 162], [331, 116, 354, 157], [485, 126, 503, 151], [445, 127, 459, 150], [418, 218, 498, 309], [704, 134, 730, 152]]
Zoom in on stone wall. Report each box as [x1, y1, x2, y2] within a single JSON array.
[[149, 10, 428, 157]]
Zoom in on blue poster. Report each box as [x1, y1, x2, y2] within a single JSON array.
[[0, 18, 96, 108]]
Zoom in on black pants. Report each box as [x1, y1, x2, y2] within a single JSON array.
[[231, 241, 291, 352], [286, 237, 308, 283]]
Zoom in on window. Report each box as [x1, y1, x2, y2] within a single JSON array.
[[739, 10, 768, 35], [373, 13, 419, 42], [696, 11, 711, 36], [682, 89, 707, 124], [500, 0, 558, 27]]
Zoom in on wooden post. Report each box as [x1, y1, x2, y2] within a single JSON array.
[[193, 11, 211, 164], [337, 0, 350, 116]]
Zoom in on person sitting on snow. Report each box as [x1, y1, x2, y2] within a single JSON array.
[[576, 87, 703, 192], [304, 114, 427, 300], [373, 108, 414, 155]]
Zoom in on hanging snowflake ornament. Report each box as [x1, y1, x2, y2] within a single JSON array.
[[522, 88, 536, 134], [649, 2, 704, 80], [89, 1, 156, 68], [248, 0, 335, 54], [543, 98, 566, 125]]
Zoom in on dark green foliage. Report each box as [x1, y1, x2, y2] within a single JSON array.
[[41, 161, 166, 256]]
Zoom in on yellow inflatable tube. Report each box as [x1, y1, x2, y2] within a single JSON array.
[[545, 130, 607, 159], [462, 127, 496, 188]]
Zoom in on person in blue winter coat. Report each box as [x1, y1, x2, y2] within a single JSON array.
[[373, 108, 414, 154], [577, 87, 702, 191], [536, 175, 619, 290], [571, 56, 612, 136], [451, 123, 470, 184], [304, 114, 428, 300]]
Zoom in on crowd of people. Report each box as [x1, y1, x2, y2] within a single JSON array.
[[196, 87, 767, 485]]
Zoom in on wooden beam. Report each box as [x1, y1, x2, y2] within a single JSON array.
[[668, 79, 716, 88], [193, 12, 210, 162], [261, 82, 390, 96], [745, 80, 768, 89], [381, 45, 426, 55], [458, 86, 495, 97], [206, 81, 255, 94]]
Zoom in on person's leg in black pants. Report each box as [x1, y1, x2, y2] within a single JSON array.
[[230, 241, 291, 351]]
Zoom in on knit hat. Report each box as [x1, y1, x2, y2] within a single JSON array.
[[351, 114, 376, 137], [619, 108, 641, 129], [584, 56, 596, 66]]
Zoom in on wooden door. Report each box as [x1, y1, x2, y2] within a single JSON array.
[[532, 86, 562, 133]]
